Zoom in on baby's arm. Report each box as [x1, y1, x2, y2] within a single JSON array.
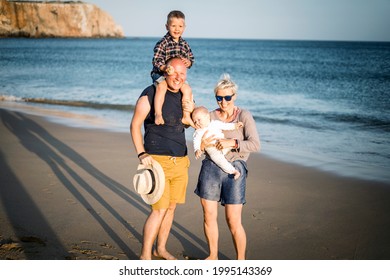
[[193, 130, 203, 158], [195, 149, 203, 159], [216, 121, 244, 131]]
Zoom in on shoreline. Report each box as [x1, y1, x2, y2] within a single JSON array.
[[1, 100, 389, 184], [1, 104, 390, 260]]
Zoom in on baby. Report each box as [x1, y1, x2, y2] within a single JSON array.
[[192, 106, 243, 179]]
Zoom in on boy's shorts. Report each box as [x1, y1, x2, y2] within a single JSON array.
[[151, 155, 190, 210], [151, 72, 189, 86], [151, 73, 165, 84]]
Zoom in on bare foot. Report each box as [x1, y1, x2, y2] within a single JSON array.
[[182, 116, 195, 128], [155, 114, 165, 125], [205, 255, 218, 260], [153, 249, 177, 260], [233, 170, 241, 180]]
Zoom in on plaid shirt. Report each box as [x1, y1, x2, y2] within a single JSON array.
[[151, 32, 195, 75]]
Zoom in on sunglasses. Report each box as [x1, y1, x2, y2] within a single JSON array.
[[215, 94, 235, 102]]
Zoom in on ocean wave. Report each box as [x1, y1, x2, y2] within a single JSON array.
[[253, 111, 390, 132], [322, 112, 390, 132], [0, 95, 135, 112], [253, 115, 323, 130]]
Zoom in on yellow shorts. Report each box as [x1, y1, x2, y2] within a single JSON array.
[[151, 155, 190, 210]]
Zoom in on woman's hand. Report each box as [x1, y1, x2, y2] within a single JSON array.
[[200, 133, 217, 151], [215, 139, 235, 150]]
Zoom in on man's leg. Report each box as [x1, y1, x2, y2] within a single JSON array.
[[140, 208, 167, 260], [153, 202, 177, 260]]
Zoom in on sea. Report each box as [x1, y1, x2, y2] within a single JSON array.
[[1, 38, 389, 183]]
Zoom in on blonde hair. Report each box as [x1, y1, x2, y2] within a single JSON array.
[[192, 106, 209, 116], [214, 73, 238, 95]]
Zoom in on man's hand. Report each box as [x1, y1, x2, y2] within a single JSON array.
[[182, 99, 195, 113], [138, 152, 153, 166]]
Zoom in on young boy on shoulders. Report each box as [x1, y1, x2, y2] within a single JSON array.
[[151, 10, 195, 127]]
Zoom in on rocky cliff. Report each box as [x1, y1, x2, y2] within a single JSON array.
[[0, 0, 124, 38]]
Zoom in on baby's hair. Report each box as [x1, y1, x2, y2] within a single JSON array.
[[192, 106, 208, 115], [214, 73, 238, 95], [192, 106, 209, 117], [167, 10, 185, 23]]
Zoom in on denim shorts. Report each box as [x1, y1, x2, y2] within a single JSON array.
[[151, 72, 189, 85], [151, 72, 165, 84], [194, 158, 248, 205]]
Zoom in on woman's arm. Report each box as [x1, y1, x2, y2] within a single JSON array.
[[237, 110, 260, 153], [215, 109, 260, 153]]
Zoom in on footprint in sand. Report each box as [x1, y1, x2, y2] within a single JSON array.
[[66, 198, 77, 205], [251, 210, 263, 220], [20, 236, 46, 245], [269, 223, 280, 231], [41, 187, 53, 195]]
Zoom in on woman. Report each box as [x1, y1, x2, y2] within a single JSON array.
[[194, 74, 260, 260]]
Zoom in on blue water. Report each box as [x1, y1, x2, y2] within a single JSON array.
[[1, 38, 390, 183]]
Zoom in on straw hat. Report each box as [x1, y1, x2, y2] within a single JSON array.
[[133, 159, 165, 205]]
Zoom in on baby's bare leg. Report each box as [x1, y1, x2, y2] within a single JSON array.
[[233, 169, 241, 180], [154, 81, 167, 125], [206, 147, 240, 179], [181, 83, 195, 127]]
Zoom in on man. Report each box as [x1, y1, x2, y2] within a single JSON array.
[[130, 57, 193, 260]]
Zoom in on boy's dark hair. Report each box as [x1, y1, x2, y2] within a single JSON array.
[[167, 10, 185, 22]]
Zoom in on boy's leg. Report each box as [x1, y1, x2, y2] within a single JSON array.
[[180, 83, 195, 127], [155, 80, 167, 125]]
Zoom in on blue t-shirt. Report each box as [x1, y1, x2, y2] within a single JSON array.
[[140, 85, 187, 157]]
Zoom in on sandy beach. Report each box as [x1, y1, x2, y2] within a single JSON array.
[[1, 103, 390, 260]]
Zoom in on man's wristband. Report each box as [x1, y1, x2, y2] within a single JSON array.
[[137, 152, 147, 158]]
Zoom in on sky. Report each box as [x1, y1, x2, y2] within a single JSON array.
[[84, 0, 390, 41]]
